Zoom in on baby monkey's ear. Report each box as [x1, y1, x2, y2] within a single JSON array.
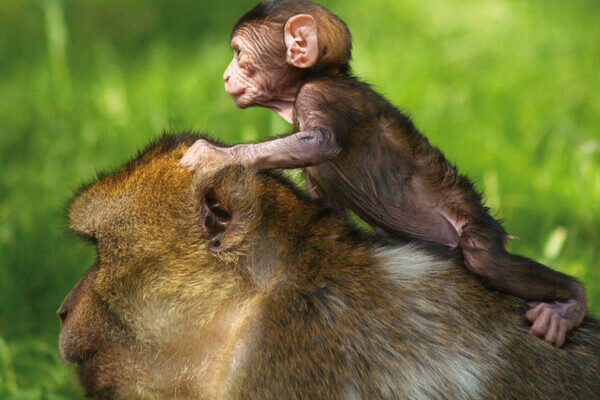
[[284, 14, 319, 69]]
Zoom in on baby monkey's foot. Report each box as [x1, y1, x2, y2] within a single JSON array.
[[180, 139, 230, 172], [525, 300, 585, 348]]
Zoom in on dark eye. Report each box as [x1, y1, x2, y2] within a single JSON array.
[[234, 47, 242, 56]]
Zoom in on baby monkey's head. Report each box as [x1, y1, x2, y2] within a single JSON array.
[[223, 0, 352, 109]]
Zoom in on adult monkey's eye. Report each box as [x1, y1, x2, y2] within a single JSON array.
[[234, 47, 242, 56]]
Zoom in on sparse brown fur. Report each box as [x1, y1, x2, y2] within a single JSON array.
[[233, 0, 351, 74], [180, 0, 588, 348], [60, 134, 600, 399]]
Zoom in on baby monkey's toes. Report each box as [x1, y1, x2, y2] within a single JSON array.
[[525, 300, 583, 348]]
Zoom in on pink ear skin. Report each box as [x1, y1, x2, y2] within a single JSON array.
[[284, 14, 319, 69]]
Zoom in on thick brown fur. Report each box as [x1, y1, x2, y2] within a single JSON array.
[[60, 134, 600, 399]]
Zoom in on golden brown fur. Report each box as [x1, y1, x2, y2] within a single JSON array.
[[60, 134, 600, 399]]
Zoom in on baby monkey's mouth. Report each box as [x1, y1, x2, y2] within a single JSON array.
[[224, 83, 246, 98]]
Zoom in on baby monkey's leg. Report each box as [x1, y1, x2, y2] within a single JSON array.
[[459, 224, 586, 348]]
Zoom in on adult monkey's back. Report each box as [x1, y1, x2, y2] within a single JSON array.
[[180, 0, 586, 348], [61, 134, 600, 399]]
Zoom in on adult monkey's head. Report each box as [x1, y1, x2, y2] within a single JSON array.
[[223, 0, 352, 109]]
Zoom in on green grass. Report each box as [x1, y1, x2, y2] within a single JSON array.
[[0, 0, 598, 397]]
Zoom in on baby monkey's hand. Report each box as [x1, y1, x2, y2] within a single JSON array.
[[180, 139, 231, 172]]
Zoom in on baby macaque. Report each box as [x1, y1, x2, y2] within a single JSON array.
[[180, 0, 586, 347]]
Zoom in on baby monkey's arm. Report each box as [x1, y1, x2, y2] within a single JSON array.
[[180, 129, 341, 171]]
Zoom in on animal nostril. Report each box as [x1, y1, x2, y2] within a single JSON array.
[[57, 307, 68, 324], [223, 74, 230, 83]]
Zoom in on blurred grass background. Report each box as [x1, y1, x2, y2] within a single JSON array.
[[0, 0, 598, 397]]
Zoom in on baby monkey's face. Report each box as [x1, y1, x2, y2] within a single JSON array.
[[223, 25, 299, 111], [223, 35, 254, 108], [223, 29, 275, 109]]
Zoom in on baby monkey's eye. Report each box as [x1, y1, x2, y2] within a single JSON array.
[[234, 47, 242, 56]]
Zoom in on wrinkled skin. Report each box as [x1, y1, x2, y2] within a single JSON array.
[[223, 24, 299, 120]]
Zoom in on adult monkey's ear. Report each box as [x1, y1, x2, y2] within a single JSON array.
[[195, 164, 262, 254], [284, 14, 319, 69]]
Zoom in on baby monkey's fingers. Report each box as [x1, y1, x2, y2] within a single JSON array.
[[180, 140, 207, 171], [180, 139, 229, 172], [527, 302, 580, 348]]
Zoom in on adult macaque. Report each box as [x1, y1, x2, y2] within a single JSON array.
[[180, 0, 586, 347], [60, 134, 600, 399]]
